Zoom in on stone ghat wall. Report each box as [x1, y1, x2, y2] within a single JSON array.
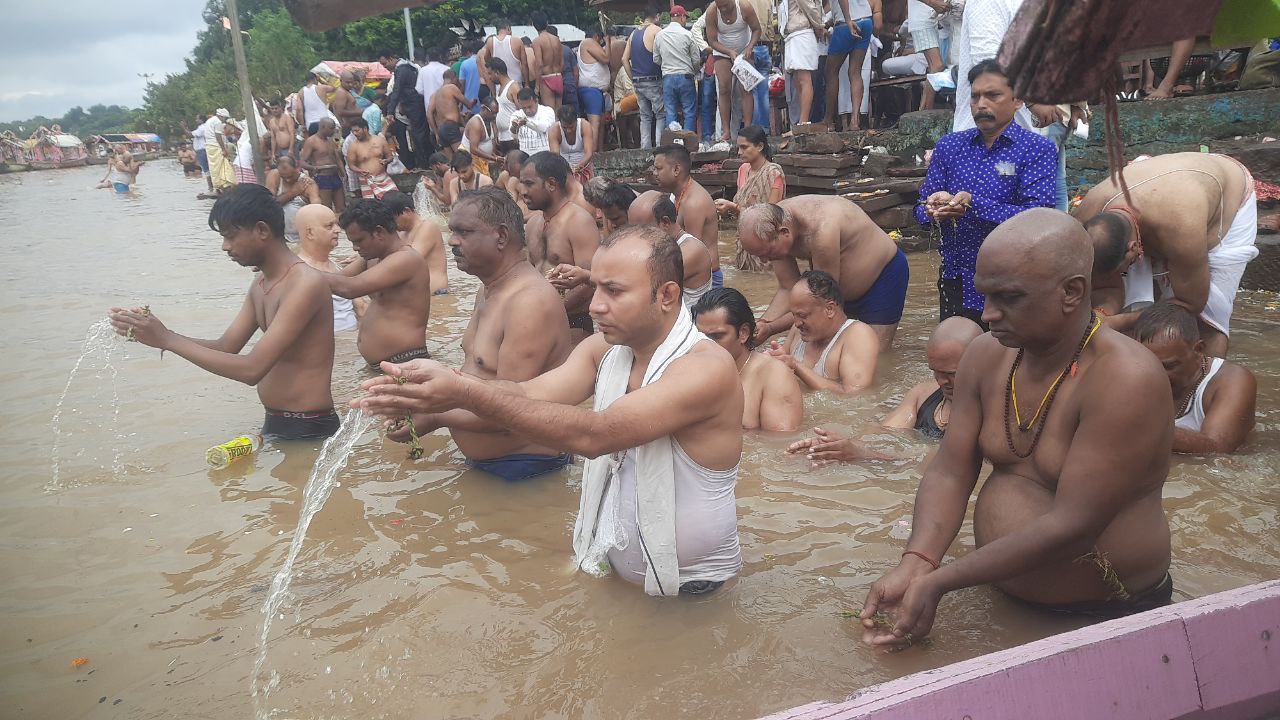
[[592, 87, 1280, 291], [595, 88, 1280, 190]]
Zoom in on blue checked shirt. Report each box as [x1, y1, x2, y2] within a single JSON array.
[[914, 122, 1058, 311]]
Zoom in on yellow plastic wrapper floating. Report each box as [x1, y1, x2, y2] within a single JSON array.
[[206, 435, 262, 469]]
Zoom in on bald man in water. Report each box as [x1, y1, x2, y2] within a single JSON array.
[[1076, 152, 1259, 357], [296, 203, 362, 332], [740, 196, 910, 352], [861, 208, 1172, 646]]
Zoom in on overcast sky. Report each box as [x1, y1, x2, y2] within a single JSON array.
[[0, 0, 208, 122]]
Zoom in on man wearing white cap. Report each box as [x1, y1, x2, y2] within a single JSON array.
[[204, 108, 237, 192]]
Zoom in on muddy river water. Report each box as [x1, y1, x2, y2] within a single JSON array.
[[1, 165, 1277, 719]]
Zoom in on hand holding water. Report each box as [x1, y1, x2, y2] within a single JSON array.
[[356, 358, 466, 417], [786, 427, 857, 467], [108, 306, 168, 348], [547, 263, 590, 292], [860, 556, 939, 648]]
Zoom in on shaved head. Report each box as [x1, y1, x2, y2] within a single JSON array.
[[629, 190, 662, 223], [927, 317, 983, 398], [980, 208, 1093, 282], [975, 209, 1093, 349], [295, 204, 339, 254], [929, 316, 984, 352]]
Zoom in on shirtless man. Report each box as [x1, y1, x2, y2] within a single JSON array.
[[382, 190, 450, 295], [330, 71, 364, 131], [1134, 303, 1256, 454], [653, 145, 722, 287], [428, 70, 476, 145], [531, 11, 564, 110], [345, 118, 395, 200], [265, 99, 298, 164], [1076, 152, 1259, 356], [768, 270, 879, 394], [520, 152, 601, 339], [420, 152, 457, 210], [448, 151, 494, 205], [327, 199, 433, 368], [583, 176, 636, 234], [265, 156, 320, 207], [300, 118, 345, 212], [264, 156, 320, 241], [384, 188, 575, 481], [547, 189, 709, 309], [860, 208, 1173, 646], [356, 225, 744, 596], [629, 191, 712, 308], [295, 203, 362, 333], [787, 317, 983, 466], [693, 288, 803, 432], [496, 149, 528, 204], [108, 184, 339, 440], [178, 145, 201, 177], [740, 196, 910, 351]]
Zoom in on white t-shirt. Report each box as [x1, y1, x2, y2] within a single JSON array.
[[415, 62, 449, 110], [190, 123, 206, 151], [514, 104, 556, 154], [203, 117, 225, 143]]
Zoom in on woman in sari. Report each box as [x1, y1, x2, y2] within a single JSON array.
[[715, 125, 785, 272]]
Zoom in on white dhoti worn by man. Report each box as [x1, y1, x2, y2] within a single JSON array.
[[1124, 191, 1259, 336], [784, 30, 820, 71], [571, 308, 742, 596]]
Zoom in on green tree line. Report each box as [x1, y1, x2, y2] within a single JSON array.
[[0, 104, 139, 138], [138, 0, 594, 142]]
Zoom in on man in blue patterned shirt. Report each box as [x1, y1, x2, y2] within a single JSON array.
[[915, 60, 1057, 326]]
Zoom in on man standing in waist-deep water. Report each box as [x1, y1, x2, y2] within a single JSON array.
[[109, 184, 340, 440]]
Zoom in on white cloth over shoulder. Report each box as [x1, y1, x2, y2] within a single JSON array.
[[572, 308, 707, 596]]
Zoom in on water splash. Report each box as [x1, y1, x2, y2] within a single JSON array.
[[251, 408, 376, 718], [50, 319, 125, 488]]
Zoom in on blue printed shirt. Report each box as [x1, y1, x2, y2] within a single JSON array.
[[914, 122, 1058, 311]]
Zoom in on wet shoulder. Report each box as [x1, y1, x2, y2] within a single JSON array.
[[752, 351, 797, 386], [1089, 328, 1167, 388], [957, 333, 1012, 391], [839, 319, 879, 349]]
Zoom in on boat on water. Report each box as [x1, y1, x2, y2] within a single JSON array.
[[1, 131, 31, 171], [21, 126, 89, 169], [91, 133, 163, 162]]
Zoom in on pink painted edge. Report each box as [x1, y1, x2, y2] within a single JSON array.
[[756, 580, 1280, 720]]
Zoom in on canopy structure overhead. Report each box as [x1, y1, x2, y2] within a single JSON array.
[[312, 60, 392, 80], [999, 0, 1280, 103]]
